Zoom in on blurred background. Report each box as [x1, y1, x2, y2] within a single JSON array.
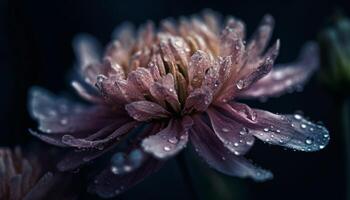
[[3, 0, 350, 199]]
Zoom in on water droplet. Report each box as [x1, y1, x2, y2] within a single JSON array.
[[301, 124, 307, 129], [233, 142, 239, 147], [164, 146, 171, 151], [323, 134, 329, 138], [123, 165, 132, 172], [309, 127, 314, 131], [236, 80, 244, 90], [263, 128, 269, 132], [111, 166, 119, 174], [60, 118, 68, 125], [294, 114, 302, 120], [168, 137, 178, 144], [305, 138, 313, 145], [221, 128, 230, 132], [276, 129, 281, 133]]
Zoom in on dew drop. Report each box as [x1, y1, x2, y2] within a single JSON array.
[[60, 118, 68, 125], [294, 114, 302, 120], [164, 146, 171, 151], [305, 138, 313, 145], [111, 166, 119, 174], [276, 129, 281, 133], [221, 128, 230, 132], [168, 137, 178, 144], [301, 124, 307, 129], [263, 128, 269, 132], [233, 142, 239, 147], [236, 80, 244, 90]]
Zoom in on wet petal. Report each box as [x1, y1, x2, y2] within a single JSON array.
[[141, 117, 192, 159], [61, 121, 138, 149], [88, 157, 163, 198], [184, 86, 213, 113], [220, 18, 245, 63], [149, 74, 180, 112], [190, 115, 273, 181], [71, 81, 103, 103], [247, 14, 275, 59], [125, 101, 170, 121], [238, 42, 319, 99], [127, 68, 154, 94], [28, 87, 115, 134], [188, 50, 212, 89], [248, 109, 330, 152], [207, 107, 255, 155]]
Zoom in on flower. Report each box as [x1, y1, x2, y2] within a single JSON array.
[[0, 147, 75, 199], [29, 11, 329, 198], [319, 13, 350, 94]]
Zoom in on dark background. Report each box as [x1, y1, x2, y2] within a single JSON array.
[[2, 0, 350, 199]]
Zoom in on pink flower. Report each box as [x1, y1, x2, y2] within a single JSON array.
[[29, 11, 329, 198]]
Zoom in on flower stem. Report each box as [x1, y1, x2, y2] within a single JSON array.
[[176, 152, 199, 200], [341, 98, 350, 200]]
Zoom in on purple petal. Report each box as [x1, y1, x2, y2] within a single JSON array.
[[219, 103, 329, 152], [127, 68, 154, 94], [246, 15, 275, 59], [238, 42, 319, 99], [88, 157, 163, 198], [149, 74, 180, 112], [207, 107, 255, 156], [189, 115, 273, 181], [248, 109, 329, 152], [29, 87, 115, 134], [125, 101, 170, 121], [220, 18, 245, 63], [141, 117, 192, 159], [188, 50, 212, 89], [184, 86, 213, 113], [61, 121, 139, 149]]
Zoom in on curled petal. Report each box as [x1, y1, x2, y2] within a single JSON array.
[[220, 18, 245, 63], [61, 121, 139, 149], [88, 157, 163, 198], [150, 74, 180, 112], [127, 68, 154, 94], [249, 109, 330, 152], [207, 107, 255, 155], [71, 81, 103, 103], [141, 117, 192, 159], [125, 101, 170, 121], [188, 50, 212, 89], [190, 115, 273, 181], [184, 86, 213, 113], [238, 42, 319, 99]]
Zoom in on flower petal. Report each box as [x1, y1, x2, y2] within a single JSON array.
[[73, 34, 101, 85], [71, 81, 103, 103], [125, 101, 170, 121], [28, 87, 115, 134], [149, 74, 180, 112], [207, 107, 255, 156], [248, 109, 330, 152], [141, 117, 192, 159], [238, 42, 319, 99], [88, 157, 163, 198], [188, 50, 212, 89], [184, 86, 213, 113], [189, 115, 273, 181]]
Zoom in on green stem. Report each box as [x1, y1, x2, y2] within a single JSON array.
[[176, 152, 199, 200], [341, 98, 350, 200]]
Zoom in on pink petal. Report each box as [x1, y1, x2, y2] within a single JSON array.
[[184, 86, 213, 113], [149, 74, 180, 112], [246, 15, 275, 59], [71, 81, 103, 103], [190, 114, 273, 181], [207, 107, 255, 156], [125, 101, 170, 121], [188, 50, 212, 89], [141, 116, 192, 159], [127, 68, 154, 94], [238, 42, 319, 99]]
